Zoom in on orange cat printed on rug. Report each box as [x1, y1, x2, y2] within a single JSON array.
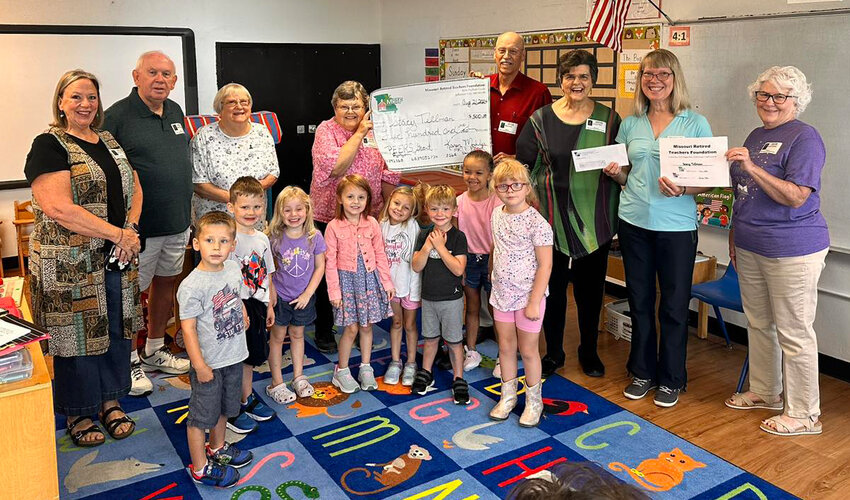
[[287, 381, 362, 418], [609, 447, 706, 492]]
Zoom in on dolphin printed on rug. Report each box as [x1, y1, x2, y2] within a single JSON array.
[[64, 450, 163, 493]]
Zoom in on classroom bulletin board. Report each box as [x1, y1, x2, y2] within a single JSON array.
[[439, 25, 661, 121]]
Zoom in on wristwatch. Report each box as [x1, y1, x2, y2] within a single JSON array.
[[127, 222, 140, 233]]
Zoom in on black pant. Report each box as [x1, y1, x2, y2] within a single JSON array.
[[542, 241, 611, 363], [618, 220, 697, 389], [313, 220, 335, 345]]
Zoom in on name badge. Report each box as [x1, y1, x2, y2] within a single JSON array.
[[171, 123, 185, 135], [362, 132, 377, 148], [585, 118, 607, 133], [108, 148, 127, 160], [759, 142, 782, 154], [498, 120, 518, 135]]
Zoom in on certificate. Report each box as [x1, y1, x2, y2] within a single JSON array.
[[659, 137, 730, 187], [370, 79, 491, 172], [571, 143, 629, 172]]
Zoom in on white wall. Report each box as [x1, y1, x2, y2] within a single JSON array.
[[379, 0, 850, 362], [0, 0, 382, 260]]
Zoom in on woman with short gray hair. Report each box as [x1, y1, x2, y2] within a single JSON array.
[[191, 83, 279, 219], [724, 66, 828, 436]]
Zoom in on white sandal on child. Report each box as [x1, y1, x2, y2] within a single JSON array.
[[266, 382, 296, 404], [292, 375, 315, 398]]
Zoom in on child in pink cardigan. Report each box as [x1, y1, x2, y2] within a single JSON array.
[[325, 174, 395, 393]]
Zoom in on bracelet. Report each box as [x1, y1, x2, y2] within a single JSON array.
[[116, 227, 124, 245], [676, 187, 686, 197]]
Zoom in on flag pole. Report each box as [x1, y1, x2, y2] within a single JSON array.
[[646, 0, 675, 25]]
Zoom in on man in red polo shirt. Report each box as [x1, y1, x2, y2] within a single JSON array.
[[488, 31, 552, 161]]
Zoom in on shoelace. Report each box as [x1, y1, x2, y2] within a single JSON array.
[[131, 364, 145, 380], [633, 377, 653, 386], [657, 386, 675, 395]]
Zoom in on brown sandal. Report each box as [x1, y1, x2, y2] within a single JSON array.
[[99, 406, 136, 440], [67, 416, 105, 447]]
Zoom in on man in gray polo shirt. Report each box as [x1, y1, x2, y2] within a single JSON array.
[[104, 50, 193, 396]]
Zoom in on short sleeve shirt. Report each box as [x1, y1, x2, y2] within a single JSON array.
[[490, 206, 553, 311], [456, 192, 502, 254], [177, 260, 248, 369], [190, 122, 280, 219], [24, 133, 125, 228], [271, 231, 327, 302], [103, 88, 193, 238], [414, 226, 467, 301], [730, 120, 828, 257], [489, 72, 553, 156], [616, 109, 712, 231], [230, 231, 276, 304]]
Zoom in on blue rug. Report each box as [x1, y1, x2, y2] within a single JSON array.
[[54, 323, 797, 499]]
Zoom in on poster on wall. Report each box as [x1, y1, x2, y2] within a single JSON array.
[[695, 188, 734, 228], [369, 79, 491, 172], [586, 0, 662, 22]]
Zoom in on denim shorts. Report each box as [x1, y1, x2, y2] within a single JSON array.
[[274, 295, 317, 327], [464, 253, 491, 292], [187, 362, 242, 429]]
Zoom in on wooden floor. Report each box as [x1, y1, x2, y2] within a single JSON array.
[[559, 294, 850, 499]]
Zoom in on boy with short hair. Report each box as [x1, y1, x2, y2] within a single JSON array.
[[178, 211, 253, 487], [226, 177, 277, 434], [411, 185, 470, 404]]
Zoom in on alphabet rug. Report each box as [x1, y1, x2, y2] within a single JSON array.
[[54, 325, 796, 499]]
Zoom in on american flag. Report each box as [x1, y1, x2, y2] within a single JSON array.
[[709, 199, 724, 211], [586, 0, 633, 53]]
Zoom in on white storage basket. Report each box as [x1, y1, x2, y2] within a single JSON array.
[[604, 299, 632, 342]]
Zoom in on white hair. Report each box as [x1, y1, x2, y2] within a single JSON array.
[[213, 83, 253, 113], [135, 50, 176, 74], [748, 66, 812, 115]]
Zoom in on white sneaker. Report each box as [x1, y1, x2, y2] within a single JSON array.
[[384, 360, 403, 385], [130, 361, 153, 396], [401, 362, 417, 386], [140, 345, 190, 375], [492, 359, 501, 379], [332, 366, 359, 394], [463, 347, 482, 372], [358, 364, 378, 391]]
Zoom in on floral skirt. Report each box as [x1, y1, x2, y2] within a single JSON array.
[[334, 253, 392, 327]]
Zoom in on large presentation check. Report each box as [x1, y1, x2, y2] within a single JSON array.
[[370, 79, 492, 172]]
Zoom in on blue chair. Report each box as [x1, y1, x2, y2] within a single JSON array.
[[690, 264, 749, 392]]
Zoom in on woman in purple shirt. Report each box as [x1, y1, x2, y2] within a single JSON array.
[[724, 66, 828, 437]]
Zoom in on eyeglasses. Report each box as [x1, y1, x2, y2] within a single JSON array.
[[494, 182, 528, 193], [641, 71, 673, 82], [224, 99, 250, 108], [495, 47, 521, 57], [336, 105, 364, 113], [754, 91, 796, 104]]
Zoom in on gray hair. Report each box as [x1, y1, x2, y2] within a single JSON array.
[[135, 50, 176, 74], [747, 66, 812, 115], [331, 81, 369, 109], [213, 83, 253, 113]]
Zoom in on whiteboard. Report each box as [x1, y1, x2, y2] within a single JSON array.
[[672, 13, 850, 250], [370, 79, 491, 172], [0, 26, 196, 186]]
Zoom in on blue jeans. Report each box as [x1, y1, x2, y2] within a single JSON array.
[[53, 270, 130, 416]]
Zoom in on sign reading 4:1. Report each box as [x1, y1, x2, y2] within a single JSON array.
[[669, 26, 691, 46]]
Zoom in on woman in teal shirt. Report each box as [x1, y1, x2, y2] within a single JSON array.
[[604, 49, 712, 408]]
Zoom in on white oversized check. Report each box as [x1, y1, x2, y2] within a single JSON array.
[[370, 79, 492, 172], [660, 137, 730, 187], [571, 143, 629, 172]]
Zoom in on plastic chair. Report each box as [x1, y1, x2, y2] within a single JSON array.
[[690, 264, 749, 392]]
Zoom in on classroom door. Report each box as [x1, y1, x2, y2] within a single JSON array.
[[216, 42, 381, 199]]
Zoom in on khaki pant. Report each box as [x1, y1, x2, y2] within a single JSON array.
[[736, 247, 827, 419]]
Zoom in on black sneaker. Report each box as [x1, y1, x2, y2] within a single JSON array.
[[435, 344, 452, 371], [541, 355, 564, 378], [411, 369, 434, 395], [315, 335, 338, 354], [578, 347, 605, 378], [623, 377, 657, 400], [653, 385, 680, 407], [452, 377, 470, 405]]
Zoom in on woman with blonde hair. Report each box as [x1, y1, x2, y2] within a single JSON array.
[[604, 49, 714, 408]]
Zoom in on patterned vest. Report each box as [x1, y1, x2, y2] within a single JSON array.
[[29, 127, 142, 357]]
